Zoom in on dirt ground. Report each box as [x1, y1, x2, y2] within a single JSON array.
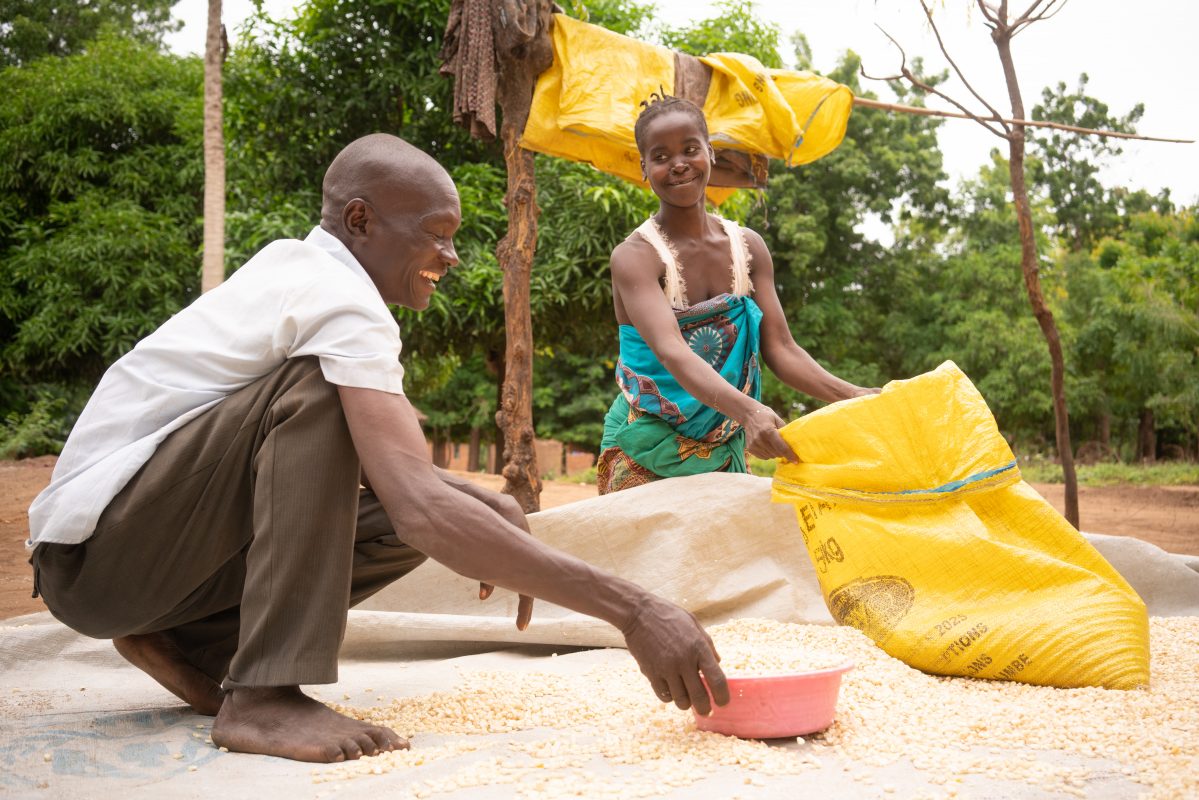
[[2, 457, 1195, 621]]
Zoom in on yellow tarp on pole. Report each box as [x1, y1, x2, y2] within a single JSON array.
[[521, 14, 853, 204]]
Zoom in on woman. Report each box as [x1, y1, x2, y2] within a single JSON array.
[[597, 94, 876, 494]]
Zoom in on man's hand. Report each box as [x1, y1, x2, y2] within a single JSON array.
[[473, 491, 535, 631], [431, 467, 535, 631], [620, 596, 729, 716]]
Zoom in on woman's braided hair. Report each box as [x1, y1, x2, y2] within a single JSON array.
[[633, 90, 710, 155]]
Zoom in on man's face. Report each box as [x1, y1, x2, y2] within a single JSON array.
[[351, 180, 462, 310]]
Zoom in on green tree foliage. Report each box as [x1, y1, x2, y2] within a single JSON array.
[[1065, 211, 1199, 458], [405, 352, 496, 439], [2, 0, 1194, 470], [224, 0, 490, 206], [533, 348, 614, 455], [0, 0, 178, 67], [565, 0, 657, 39], [0, 35, 202, 385], [659, 0, 783, 68], [1029, 74, 1149, 253], [900, 154, 1056, 445]]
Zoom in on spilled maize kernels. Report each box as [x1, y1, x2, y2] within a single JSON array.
[[315, 617, 1199, 799]]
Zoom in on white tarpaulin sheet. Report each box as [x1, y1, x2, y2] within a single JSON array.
[[3, 474, 1197, 799]]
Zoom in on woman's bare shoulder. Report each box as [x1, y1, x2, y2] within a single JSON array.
[[735, 224, 772, 267], [610, 233, 660, 272]]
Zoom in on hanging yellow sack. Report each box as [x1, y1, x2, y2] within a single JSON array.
[[520, 15, 853, 205], [699, 52, 852, 166], [771, 361, 1149, 690], [522, 14, 677, 192]]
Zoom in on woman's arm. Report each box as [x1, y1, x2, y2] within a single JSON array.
[[746, 229, 877, 403]]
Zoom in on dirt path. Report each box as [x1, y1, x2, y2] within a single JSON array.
[[3, 457, 1195, 620]]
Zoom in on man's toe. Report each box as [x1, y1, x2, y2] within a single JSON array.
[[341, 737, 368, 761], [369, 726, 404, 751]]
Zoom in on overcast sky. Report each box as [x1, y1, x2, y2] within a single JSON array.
[[167, 0, 1198, 207]]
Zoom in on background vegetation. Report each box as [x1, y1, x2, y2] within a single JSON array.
[[1, 0, 1196, 478]]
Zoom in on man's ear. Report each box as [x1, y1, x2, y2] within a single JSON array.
[[343, 198, 371, 238], [708, 144, 716, 165], [640, 160, 647, 181]]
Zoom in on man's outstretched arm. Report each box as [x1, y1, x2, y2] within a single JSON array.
[[432, 465, 534, 630], [338, 385, 729, 714]]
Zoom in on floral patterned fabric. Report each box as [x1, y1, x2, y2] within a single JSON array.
[[598, 293, 763, 494]]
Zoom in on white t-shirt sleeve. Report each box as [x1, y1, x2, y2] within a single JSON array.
[[283, 270, 406, 395]]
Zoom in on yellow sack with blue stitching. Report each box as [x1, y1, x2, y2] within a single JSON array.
[[772, 361, 1149, 690]]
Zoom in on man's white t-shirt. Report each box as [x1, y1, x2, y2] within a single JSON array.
[[28, 226, 405, 547]]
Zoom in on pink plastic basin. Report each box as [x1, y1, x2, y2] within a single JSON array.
[[693, 661, 855, 739]]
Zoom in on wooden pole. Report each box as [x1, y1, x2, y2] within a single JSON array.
[[493, 2, 554, 513], [494, 114, 543, 512]]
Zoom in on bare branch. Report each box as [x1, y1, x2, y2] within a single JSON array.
[[977, 0, 1002, 25], [1016, 0, 1050, 21], [873, 24, 1011, 140], [874, 24, 909, 73], [919, 0, 1009, 130], [1011, 0, 1069, 37], [859, 65, 905, 84], [851, 97, 1194, 143]]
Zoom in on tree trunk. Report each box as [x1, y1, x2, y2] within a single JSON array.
[[1137, 408, 1156, 464], [1099, 408, 1111, 450], [467, 427, 481, 472], [201, 1, 225, 293], [494, 135, 542, 511], [493, 4, 553, 513], [486, 347, 506, 475], [993, 25, 1079, 528], [429, 430, 445, 468]]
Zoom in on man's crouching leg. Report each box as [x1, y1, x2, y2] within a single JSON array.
[[33, 358, 407, 761], [112, 631, 228, 716], [203, 359, 407, 762]]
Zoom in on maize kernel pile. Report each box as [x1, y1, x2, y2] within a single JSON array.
[[316, 617, 1198, 799]]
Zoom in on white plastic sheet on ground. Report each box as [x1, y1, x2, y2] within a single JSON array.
[[2, 474, 1197, 798]]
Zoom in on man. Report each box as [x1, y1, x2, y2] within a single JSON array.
[[27, 133, 728, 764]]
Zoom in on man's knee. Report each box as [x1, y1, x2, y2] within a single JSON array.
[[31, 543, 125, 639]]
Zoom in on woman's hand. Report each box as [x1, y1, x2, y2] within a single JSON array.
[[740, 402, 798, 462]]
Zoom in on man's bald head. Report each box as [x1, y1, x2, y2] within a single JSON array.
[[319, 134, 461, 310], [320, 133, 454, 237]]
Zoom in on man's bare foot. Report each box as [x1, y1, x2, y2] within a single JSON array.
[[212, 686, 408, 763], [113, 633, 226, 715]]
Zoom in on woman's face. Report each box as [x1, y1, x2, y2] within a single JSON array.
[[639, 109, 715, 209]]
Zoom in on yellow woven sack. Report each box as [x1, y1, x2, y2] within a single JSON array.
[[522, 14, 678, 192], [699, 52, 853, 165], [771, 362, 1149, 690], [520, 15, 853, 205]]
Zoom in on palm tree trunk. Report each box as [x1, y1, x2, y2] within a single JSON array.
[[201, 0, 225, 293]]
